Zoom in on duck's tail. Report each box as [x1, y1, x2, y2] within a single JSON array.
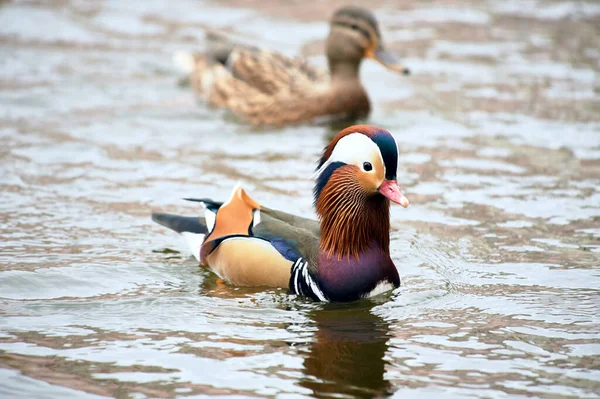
[[152, 213, 208, 262], [173, 30, 236, 74], [173, 51, 196, 74], [152, 185, 260, 263], [151, 213, 207, 234]]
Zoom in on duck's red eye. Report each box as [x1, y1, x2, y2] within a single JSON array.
[[363, 162, 373, 171]]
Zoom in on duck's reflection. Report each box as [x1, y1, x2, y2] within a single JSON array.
[[302, 302, 392, 398]]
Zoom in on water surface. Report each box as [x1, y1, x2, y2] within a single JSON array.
[[1, 1, 599, 398]]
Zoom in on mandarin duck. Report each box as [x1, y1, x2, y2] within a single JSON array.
[[174, 6, 410, 127], [152, 125, 409, 302]]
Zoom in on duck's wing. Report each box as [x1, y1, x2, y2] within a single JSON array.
[[208, 72, 370, 126], [259, 206, 320, 237], [153, 186, 320, 289], [226, 47, 328, 96], [174, 32, 369, 126], [253, 210, 320, 268], [180, 198, 320, 266], [200, 50, 333, 122], [213, 82, 341, 126], [174, 31, 326, 98]]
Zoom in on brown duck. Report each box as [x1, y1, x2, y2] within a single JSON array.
[[175, 7, 410, 126], [152, 125, 410, 302]]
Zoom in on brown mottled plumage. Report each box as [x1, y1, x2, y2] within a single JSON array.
[[175, 7, 410, 127]]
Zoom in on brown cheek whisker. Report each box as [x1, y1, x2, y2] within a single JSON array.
[[316, 166, 390, 260]]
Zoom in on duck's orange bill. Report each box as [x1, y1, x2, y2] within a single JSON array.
[[378, 180, 409, 208]]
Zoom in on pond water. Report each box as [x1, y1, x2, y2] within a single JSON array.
[[1, 1, 599, 398]]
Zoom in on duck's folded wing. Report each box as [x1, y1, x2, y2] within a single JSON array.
[[260, 206, 320, 236], [226, 48, 328, 96], [181, 200, 319, 235], [180, 202, 320, 261], [179, 199, 320, 264], [202, 31, 327, 92], [252, 209, 320, 267], [153, 186, 323, 289]]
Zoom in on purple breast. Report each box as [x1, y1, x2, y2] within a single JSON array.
[[317, 243, 400, 302]]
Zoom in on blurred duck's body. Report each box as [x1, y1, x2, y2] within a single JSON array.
[[152, 125, 410, 302], [175, 7, 409, 127]]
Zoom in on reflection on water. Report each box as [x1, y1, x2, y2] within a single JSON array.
[[1, 0, 600, 398], [303, 302, 392, 398]]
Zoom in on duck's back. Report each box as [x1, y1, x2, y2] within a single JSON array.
[[175, 35, 372, 126], [179, 32, 328, 97], [226, 47, 329, 97]]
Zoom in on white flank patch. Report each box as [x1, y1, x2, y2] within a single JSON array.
[[173, 51, 195, 73], [363, 281, 395, 298], [204, 207, 216, 232], [181, 232, 204, 262], [252, 209, 261, 228]]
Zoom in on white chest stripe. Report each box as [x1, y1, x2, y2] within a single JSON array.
[[293, 262, 301, 294], [303, 261, 327, 302], [291, 259, 328, 302]]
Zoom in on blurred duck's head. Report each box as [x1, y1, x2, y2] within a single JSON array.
[[326, 6, 410, 77]]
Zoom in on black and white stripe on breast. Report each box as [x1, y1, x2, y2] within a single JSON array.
[[289, 258, 328, 302]]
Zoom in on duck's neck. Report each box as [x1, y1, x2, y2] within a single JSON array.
[[328, 60, 362, 84], [323, 64, 370, 120], [317, 188, 391, 260]]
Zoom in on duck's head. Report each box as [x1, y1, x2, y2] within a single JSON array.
[[314, 125, 409, 211], [314, 125, 409, 258], [326, 6, 410, 79]]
